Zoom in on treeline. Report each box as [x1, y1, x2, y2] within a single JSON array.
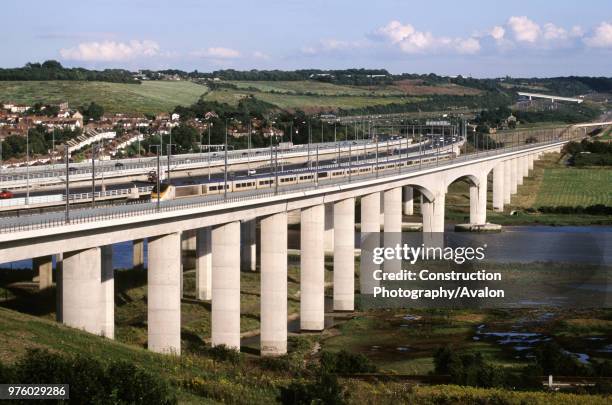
[[0, 60, 139, 83], [339, 93, 511, 116], [514, 104, 600, 124], [564, 140, 612, 167]]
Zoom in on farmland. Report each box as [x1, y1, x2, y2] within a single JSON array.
[[0, 80, 207, 115]]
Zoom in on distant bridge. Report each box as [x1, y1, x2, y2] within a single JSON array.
[[518, 92, 584, 104]]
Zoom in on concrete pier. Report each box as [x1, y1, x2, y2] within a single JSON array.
[[492, 163, 504, 212], [333, 198, 355, 311], [360, 192, 381, 294], [240, 219, 257, 271], [132, 239, 145, 270], [260, 212, 288, 356], [503, 160, 512, 204], [422, 192, 445, 233], [402, 186, 414, 216], [384, 188, 402, 273], [147, 233, 181, 354], [300, 204, 325, 331], [510, 159, 518, 194], [33, 255, 53, 290], [195, 227, 212, 300], [324, 203, 334, 254], [469, 175, 487, 225], [528, 154, 535, 171], [211, 221, 241, 349], [100, 245, 114, 339], [62, 247, 102, 335]]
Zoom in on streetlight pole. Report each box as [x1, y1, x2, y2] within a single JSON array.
[[25, 120, 30, 205], [91, 144, 96, 208], [208, 123, 212, 181], [224, 121, 228, 200], [65, 145, 70, 224]]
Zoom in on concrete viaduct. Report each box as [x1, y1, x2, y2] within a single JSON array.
[[0, 139, 566, 356]]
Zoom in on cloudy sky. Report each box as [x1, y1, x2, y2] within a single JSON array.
[[2, 0, 612, 77]]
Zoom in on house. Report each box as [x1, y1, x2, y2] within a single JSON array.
[[171, 113, 180, 121]]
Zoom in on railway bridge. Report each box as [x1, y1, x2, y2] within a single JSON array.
[[0, 134, 571, 356]]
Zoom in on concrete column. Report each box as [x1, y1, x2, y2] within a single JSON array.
[[240, 219, 257, 271], [510, 158, 518, 194], [379, 192, 385, 228], [360, 192, 381, 295], [492, 163, 504, 212], [384, 188, 402, 233], [100, 245, 114, 339], [211, 221, 241, 349], [324, 203, 334, 254], [522, 156, 530, 178], [528, 154, 535, 171], [300, 204, 325, 331], [361, 192, 380, 233], [195, 227, 212, 300], [62, 247, 102, 335], [333, 198, 355, 311], [133, 239, 145, 270], [181, 230, 196, 252], [402, 186, 414, 216], [55, 254, 63, 322], [503, 160, 512, 204], [422, 192, 445, 233], [384, 188, 402, 273], [33, 255, 53, 290], [469, 176, 488, 225], [260, 212, 288, 356], [147, 232, 181, 354]]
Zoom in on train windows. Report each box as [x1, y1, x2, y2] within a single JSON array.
[[318, 172, 328, 178]]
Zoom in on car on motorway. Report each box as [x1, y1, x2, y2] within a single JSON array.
[[114, 162, 125, 168], [0, 190, 14, 199], [68, 167, 78, 172], [247, 169, 256, 176]]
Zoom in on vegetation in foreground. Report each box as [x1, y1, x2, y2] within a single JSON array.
[[0, 306, 611, 404]]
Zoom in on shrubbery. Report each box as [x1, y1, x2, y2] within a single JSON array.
[[0, 349, 176, 404], [320, 350, 377, 374]]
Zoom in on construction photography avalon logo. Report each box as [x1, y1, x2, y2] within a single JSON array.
[[0, 0, 611, 403]]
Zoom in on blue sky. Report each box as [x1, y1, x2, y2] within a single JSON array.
[[2, 0, 612, 77]]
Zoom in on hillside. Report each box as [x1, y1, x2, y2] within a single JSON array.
[[0, 80, 207, 115], [1, 307, 611, 404]]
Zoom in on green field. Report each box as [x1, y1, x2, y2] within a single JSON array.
[[227, 80, 405, 96], [0, 80, 207, 114], [535, 168, 612, 207], [203, 87, 415, 111]]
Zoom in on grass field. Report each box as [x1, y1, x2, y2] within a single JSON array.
[[535, 167, 612, 207], [228, 80, 404, 96], [0, 80, 207, 114], [203, 87, 415, 112], [442, 151, 612, 225]]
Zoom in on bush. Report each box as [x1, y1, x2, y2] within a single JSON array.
[[279, 372, 345, 405], [3, 349, 176, 404], [320, 350, 377, 374], [207, 344, 242, 365]]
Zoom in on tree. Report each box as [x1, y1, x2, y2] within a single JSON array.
[[81, 102, 105, 121]]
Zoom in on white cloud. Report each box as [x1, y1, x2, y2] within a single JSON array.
[[191, 47, 240, 59], [60, 40, 159, 61], [584, 22, 612, 48], [374, 20, 480, 55], [543, 23, 568, 41], [375, 20, 416, 44], [508, 16, 541, 43], [490, 26, 505, 41]]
